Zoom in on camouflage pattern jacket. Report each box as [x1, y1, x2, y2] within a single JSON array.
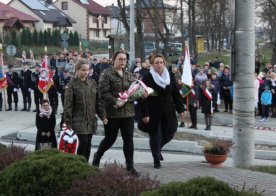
[[63, 77, 106, 134], [99, 67, 135, 118]]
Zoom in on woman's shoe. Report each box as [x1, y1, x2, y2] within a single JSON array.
[[160, 154, 164, 161], [154, 160, 161, 169]]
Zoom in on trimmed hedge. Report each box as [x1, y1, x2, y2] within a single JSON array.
[[0, 150, 100, 196], [142, 177, 261, 196]]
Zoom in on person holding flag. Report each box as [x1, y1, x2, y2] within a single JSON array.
[[0, 53, 7, 111], [200, 80, 217, 130], [31, 64, 43, 112]]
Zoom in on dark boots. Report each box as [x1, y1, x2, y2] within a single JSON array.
[[21, 103, 27, 111], [14, 103, 18, 111], [7, 104, 12, 111], [92, 153, 101, 167], [27, 104, 31, 111], [33, 104, 39, 112], [126, 162, 139, 176]]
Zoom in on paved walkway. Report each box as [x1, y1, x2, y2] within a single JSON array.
[[136, 161, 276, 196]]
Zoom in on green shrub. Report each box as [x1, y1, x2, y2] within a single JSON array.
[[61, 162, 160, 196], [142, 177, 261, 196], [0, 150, 100, 196]]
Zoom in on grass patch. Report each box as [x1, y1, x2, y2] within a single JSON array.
[[248, 166, 276, 175]]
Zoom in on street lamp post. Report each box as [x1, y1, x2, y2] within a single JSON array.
[[129, 0, 135, 64]]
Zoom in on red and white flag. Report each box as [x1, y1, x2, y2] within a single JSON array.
[[38, 56, 53, 94], [203, 88, 212, 101], [30, 49, 35, 64], [0, 53, 7, 90], [22, 50, 26, 63]]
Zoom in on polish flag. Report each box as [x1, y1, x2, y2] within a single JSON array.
[[38, 56, 53, 94]]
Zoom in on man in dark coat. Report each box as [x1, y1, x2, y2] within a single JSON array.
[[19, 62, 32, 111], [6, 65, 19, 111]]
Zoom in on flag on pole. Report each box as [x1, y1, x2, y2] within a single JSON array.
[[22, 50, 26, 63], [0, 53, 7, 90], [30, 49, 35, 65], [38, 56, 53, 94], [181, 44, 193, 97], [97, 14, 102, 21]]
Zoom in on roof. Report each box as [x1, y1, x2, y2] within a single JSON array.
[[3, 17, 25, 28], [72, 0, 111, 16], [126, 0, 175, 9], [106, 5, 129, 19], [13, 0, 75, 25], [0, 2, 38, 22]]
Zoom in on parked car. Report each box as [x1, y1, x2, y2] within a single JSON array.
[[144, 42, 156, 57]]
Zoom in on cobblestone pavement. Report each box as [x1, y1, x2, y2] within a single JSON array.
[[136, 161, 276, 196]]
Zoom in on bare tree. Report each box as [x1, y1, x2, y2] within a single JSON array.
[[117, 0, 130, 36], [256, 0, 276, 64]]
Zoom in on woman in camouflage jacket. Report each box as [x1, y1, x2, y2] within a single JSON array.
[[63, 59, 107, 161], [92, 51, 139, 176]]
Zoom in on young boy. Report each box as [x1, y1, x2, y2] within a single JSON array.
[[260, 85, 272, 122]]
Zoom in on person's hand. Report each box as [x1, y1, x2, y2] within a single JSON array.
[[142, 91, 149, 99], [142, 116, 150, 124], [47, 132, 51, 137], [116, 100, 126, 107], [28, 88, 32, 92], [41, 132, 46, 136], [194, 103, 197, 108], [13, 88, 18, 92], [103, 118, 108, 125], [223, 87, 226, 90]]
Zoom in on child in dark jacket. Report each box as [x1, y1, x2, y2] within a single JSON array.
[[35, 99, 57, 150], [259, 85, 272, 122]]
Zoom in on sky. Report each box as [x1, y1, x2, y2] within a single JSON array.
[[0, 0, 118, 6]]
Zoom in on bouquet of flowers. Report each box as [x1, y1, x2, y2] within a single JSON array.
[[118, 80, 154, 103]]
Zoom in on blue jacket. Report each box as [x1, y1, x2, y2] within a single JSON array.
[[261, 90, 272, 105]]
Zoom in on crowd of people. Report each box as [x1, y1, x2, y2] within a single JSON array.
[[1, 48, 276, 176]]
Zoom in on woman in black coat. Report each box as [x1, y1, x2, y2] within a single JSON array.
[[140, 54, 184, 169], [35, 99, 57, 150]]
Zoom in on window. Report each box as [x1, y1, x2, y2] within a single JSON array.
[[61, 2, 68, 10], [103, 16, 107, 24], [94, 30, 99, 38], [93, 16, 97, 23], [103, 30, 107, 37]]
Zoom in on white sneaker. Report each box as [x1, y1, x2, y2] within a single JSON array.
[[265, 118, 269, 122], [259, 118, 265, 122]]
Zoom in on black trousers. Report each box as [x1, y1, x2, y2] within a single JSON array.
[[189, 105, 197, 126], [77, 134, 93, 162], [21, 86, 31, 106], [261, 105, 269, 119], [34, 88, 43, 106], [148, 116, 171, 162], [61, 92, 65, 106], [96, 117, 134, 165], [7, 87, 18, 104], [224, 94, 232, 111], [48, 88, 58, 111], [0, 92, 2, 109]]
